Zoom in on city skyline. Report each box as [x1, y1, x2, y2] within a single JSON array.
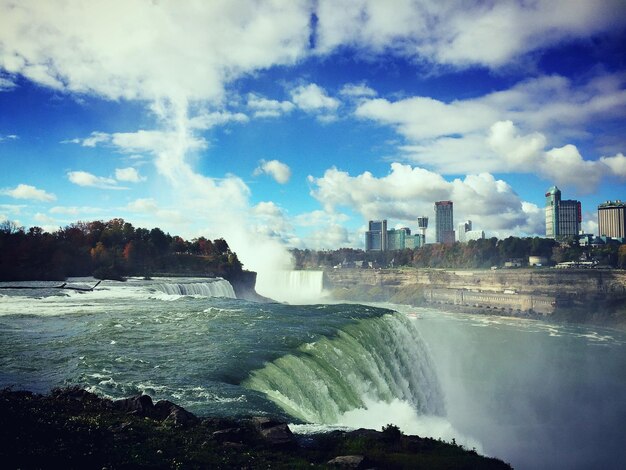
[[1, 1, 625, 271]]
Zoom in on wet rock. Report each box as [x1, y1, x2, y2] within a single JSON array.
[[112, 394, 154, 415], [251, 416, 295, 446], [327, 455, 365, 468], [163, 406, 198, 427]]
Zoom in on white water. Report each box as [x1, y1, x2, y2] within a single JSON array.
[[154, 279, 236, 298], [243, 312, 482, 449], [255, 270, 325, 303], [0, 277, 236, 316]]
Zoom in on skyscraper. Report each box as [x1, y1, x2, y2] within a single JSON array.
[[457, 220, 472, 242], [598, 201, 626, 239], [435, 201, 454, 244], [545, 186, 560, 239], [545, 186, 581, 239], [365, 220, 388, 251]]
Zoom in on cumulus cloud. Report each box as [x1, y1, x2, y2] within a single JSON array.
[[0, 1, 311, 102], [600, 153, 626, 178], [115, 167, 146, 183], [67, 171, 125, 190], [309, 163, 543, 236], [1, 184, 56, 202], [254, 159, 292, 184], [340, 83, 377, 98], [247, 93, 295, 118], [290, 83, 340, 113], [358, 73, 626, 191], [315, 0, 626, 68]]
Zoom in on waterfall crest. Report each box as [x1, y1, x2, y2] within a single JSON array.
[[243, 313, 444, 424], [255, 270, 325, 303], [155, 279, 236, 298]]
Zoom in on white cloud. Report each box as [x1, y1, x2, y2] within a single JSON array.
[[0, 76, 16, 91], [309, 163, 543, 236], [0, 134, 18, 142], [340, 83, 377, 98], [290, 83, 340, 112], [115, 167, 146, 183], [1, 183, 56, 202], [254, 159, 292, 184], [0, 1, 311, 102], [600, 153, 626, 178], [49, 206, 102, 216], [315, 0, 626, 68], [247, 93, 295, 118], [67, 171, 125, 190], [253, 201, 285, 218], [126, 198, 159, 213]]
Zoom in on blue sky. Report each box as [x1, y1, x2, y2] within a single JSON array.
[[1, 0, 626, 271]]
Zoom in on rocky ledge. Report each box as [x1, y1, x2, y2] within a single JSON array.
[[0, 387, 511, 469]]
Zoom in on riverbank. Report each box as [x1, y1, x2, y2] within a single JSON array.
[[0, 387, 510, 469], [324, 267, 626, 330]]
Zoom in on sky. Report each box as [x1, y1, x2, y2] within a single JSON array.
[[1, 0, 626, 272]]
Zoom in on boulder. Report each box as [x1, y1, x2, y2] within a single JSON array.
[[327, 455, 366, 468], [112, 394, 154, 415], [163, 406, 198, 427]]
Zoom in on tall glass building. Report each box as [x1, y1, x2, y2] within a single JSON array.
[[435, 201, 455, 244], [545, 186, 581, 239], [365, 220, 387, 251]]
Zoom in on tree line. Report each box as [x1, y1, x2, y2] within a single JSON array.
[[0, 218, 242, 281], [292, 236, 626, 270]]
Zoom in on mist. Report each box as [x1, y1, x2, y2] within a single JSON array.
[[410, 309, 626, 470]]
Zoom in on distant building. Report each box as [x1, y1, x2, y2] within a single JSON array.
[[598, 200, 626, 239], [457, 220, 472, 242], [417, 216, 429, 244], [365, 220, 387, 251], [465, 230, 485, 241], [387, 227, 411, 251], [545, 186, 581, 239], [435, 201, 455, 244]]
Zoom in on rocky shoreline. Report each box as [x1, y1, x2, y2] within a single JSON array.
[[0, 387, 510, 469]]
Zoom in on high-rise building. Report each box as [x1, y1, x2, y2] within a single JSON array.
[[598, 201, 626, 239], [387, 227, 411, 251], [435, 201, 454, 244], [559, 199, 581, 237], [465, 230, 485, 241], [545, 186, 581, 239], [365, 220, 387, 251], [457, 220, 472, 242], [545, 186, 560, 238]]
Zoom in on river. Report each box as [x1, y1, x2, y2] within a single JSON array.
[[1, 275, 625, 469]]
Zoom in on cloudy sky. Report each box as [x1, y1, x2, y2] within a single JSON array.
[[1, 0, 625, 270]]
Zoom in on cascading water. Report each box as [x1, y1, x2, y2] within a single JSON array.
[[255, 270, 325, 303], [243, 313, 444, 424], [154, 279, 236, 298]]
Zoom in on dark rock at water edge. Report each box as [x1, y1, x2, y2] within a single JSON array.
[[0, 387, 513, 469]]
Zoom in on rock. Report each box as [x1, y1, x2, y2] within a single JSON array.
[[211, 427, 248, 443], [327, 455, 365, 468], [112, 394, 154, 415], [259, 423, 294, 446], [163, 406, 198, 427], [251, 416, 295, 446]]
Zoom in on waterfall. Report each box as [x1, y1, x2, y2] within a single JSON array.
[[155, 279, 236, 298], [243, 313, 444, 424], [255, 270, 325, 303]]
